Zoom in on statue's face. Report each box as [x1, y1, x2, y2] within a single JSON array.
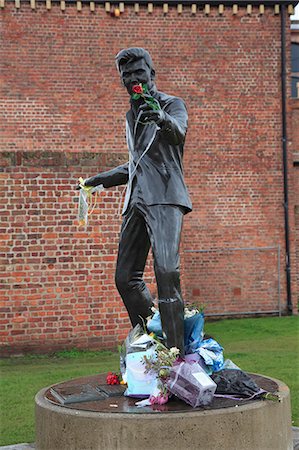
[[120, 58, 154, 96]]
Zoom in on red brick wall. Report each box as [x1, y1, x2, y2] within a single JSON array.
[[1, 3, 297, 354]]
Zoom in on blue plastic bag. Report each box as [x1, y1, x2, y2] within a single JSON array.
[[184, 312, 205, 354], [147, 310, 163, 338], [147, 310, 205, 353], [197, 338, 224, 374]]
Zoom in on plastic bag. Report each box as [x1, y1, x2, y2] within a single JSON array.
[[211, 369, 265, 399], [147, 310, 163, 338], [147, 310, 205, 353], [124, 347, 159, 398], [77, 181, 103, 227], [184, 312, 204, 354], [167, 361, 216, 407], [120, 324, 152, 378], [197, 338, 224, 374], [78, 189, 89, 226], [222, 359, 241, 370]]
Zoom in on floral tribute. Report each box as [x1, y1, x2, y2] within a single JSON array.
[[142, 344, 180, 405], [131, 83, 161, 111], [106, 372, 120, 385], [105, 304, 279, 408]]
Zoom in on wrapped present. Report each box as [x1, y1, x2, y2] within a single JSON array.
[[167, 361, 216, 408]]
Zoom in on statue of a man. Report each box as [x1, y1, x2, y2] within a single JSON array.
[[82, 48, 192, 354]]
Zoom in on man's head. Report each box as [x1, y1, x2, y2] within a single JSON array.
[[115, 47, 156, 96]]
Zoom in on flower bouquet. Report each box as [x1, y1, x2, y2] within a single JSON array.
[[77, 177, 103, 227]]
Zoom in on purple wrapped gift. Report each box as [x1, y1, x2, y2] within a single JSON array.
[[167, 361, 217, 408]]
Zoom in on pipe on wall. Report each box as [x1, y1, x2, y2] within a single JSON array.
[[280, 4, 293, 313]]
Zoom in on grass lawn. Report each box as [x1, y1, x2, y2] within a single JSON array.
[[0, 316, 298, 446]]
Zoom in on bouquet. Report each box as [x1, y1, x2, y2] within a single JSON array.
[[77, 177, 103, 227]]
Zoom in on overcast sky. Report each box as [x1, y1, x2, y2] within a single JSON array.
[[291, 4, 299, 19]]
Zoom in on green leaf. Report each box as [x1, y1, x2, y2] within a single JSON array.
[[144, 97, 161, 111], [142, 84, 149, 94]]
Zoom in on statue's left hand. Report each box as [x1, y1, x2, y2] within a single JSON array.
[[138, 103, 165, 125], [76, 177, 86, 191]]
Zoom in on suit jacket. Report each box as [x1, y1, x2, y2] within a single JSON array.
[[85, 88, 192, 215]]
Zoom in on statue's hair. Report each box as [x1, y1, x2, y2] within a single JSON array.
[[115, 47, 155, 77]]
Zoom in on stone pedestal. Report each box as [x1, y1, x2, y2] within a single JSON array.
[[35, 374, 292, 450]]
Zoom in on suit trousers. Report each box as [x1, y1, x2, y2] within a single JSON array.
[[115, 202, 185, 353]]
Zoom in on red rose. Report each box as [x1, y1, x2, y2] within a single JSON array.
[[132, 84, 143, 94], [106, 372, 120, 385]]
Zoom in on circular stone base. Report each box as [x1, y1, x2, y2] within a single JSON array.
[[35, 374, 293, 450]]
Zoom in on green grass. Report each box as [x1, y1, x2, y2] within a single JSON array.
[[0, 316, 298, 445], [0, 350, 120, 446], [204, 316, 299, 426]]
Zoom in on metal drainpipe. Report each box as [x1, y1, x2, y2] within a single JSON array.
[[280, 4, 293, 313]]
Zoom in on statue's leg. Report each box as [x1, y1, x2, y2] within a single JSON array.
[[143, 205, 185, 355], [115, 205, 154, 327]]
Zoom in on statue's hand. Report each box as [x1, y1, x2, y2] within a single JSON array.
[[76, 177, 85, 190], [138, 103, 165, 125]]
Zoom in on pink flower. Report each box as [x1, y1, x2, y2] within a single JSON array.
[[149, 393, 169, 405]]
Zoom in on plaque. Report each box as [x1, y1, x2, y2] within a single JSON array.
[[50, 384, 107, 405], [96, 384, 126, 397]]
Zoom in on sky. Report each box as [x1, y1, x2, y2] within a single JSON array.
[[291, 4, 299, 20]]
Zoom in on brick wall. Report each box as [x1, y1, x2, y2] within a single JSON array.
[[1, 3, 297, 354]]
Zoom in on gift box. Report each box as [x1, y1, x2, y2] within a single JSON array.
[[167, 361, 216, 407]]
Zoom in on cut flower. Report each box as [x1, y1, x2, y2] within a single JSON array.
[[131, 83, 161, 111], [132, 84, 143, 94]]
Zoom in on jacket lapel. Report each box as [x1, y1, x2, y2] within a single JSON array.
[[126, 109, 158, 158], [126, 110, 134, 152]]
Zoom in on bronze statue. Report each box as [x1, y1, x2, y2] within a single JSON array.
[[80, 48, 192, 354]]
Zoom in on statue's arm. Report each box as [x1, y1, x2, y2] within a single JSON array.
[[84, 162, 129, 188], [160, 97, 188, 145]]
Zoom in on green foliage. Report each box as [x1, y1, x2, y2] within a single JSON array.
[[0, 316, 298, 446]]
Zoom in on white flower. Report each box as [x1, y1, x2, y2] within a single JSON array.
[[184, 307, 199, 318], [169, 347, 180, 356]]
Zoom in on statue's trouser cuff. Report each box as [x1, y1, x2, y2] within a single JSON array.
[[158, 297, 185, 356]]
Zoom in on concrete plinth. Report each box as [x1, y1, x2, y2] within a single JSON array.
[[35, 375, 292, 450]]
